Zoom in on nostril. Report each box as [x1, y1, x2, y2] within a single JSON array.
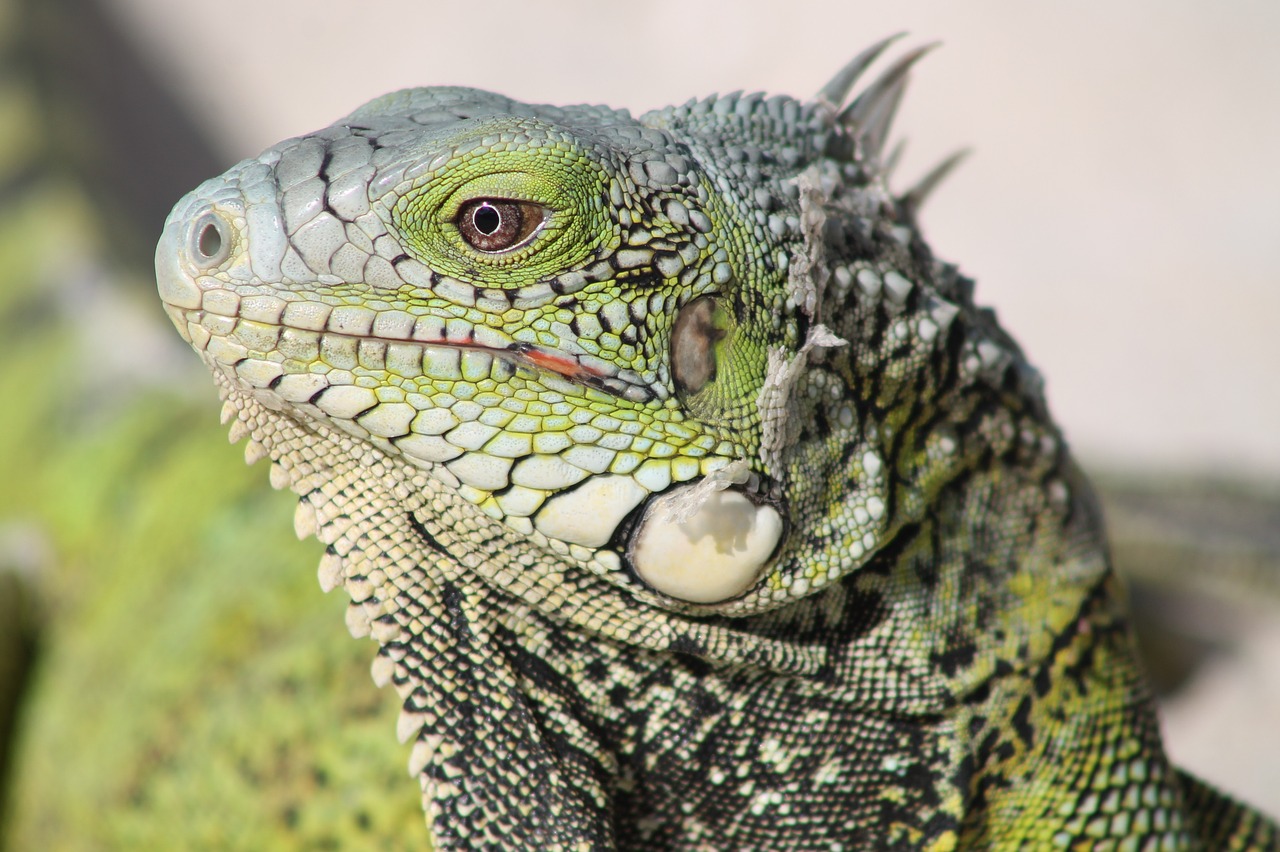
[[198, 222, 222, 257], [189, 211, 232, 267]]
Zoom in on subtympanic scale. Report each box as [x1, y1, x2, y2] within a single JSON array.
[[628, 482, 784, 604]]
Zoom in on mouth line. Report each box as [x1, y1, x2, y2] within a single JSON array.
[[190, 308, 654, 402], [423, 335, 653, 402]]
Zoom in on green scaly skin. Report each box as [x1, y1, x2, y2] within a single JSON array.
[[154, 43, 1279, 850]]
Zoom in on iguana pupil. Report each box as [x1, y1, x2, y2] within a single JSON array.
[[456, 197, 542, 252], [472, 203, 501, 234]]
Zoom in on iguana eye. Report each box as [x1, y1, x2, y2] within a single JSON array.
[[455, 198, 546, 253]]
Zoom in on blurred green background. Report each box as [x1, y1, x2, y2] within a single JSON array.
[[1, 0, 1276, 847]]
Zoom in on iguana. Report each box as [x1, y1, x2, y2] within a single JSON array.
[[154, 38, 1279, 850]]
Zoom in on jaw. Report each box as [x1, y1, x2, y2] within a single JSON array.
[[164, 283, 789, 612]]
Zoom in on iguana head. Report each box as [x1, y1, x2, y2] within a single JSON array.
[[156, 39, 1024, 623]]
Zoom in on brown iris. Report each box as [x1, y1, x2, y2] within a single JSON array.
[[455, 198, 546, 253]]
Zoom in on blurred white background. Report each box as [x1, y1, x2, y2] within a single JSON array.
[[104, 0, 1280, 812]]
